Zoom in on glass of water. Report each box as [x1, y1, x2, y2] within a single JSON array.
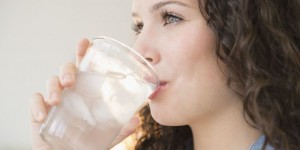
[[39, 36, 159, 150]]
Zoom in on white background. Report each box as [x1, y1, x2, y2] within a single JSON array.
[[0, 0, 133, 149]]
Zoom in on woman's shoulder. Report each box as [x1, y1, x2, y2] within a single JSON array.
[[250, 135, 275, 150]]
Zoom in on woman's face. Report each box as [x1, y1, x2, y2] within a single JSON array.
[[132, 0, 237, 126]]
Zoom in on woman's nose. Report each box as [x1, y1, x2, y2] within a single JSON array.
[[133, 36, 160, 65]]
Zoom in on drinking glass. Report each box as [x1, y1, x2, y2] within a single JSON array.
[[39, 36, 159, 150]]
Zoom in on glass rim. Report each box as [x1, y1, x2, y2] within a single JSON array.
[[92, 36, 160, 86]]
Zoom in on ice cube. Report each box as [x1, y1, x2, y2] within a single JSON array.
[[63, 91, 96, 126], [74, 72, 105, 99]]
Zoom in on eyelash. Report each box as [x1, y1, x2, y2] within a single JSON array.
[[132, 23, 143, 35], [132, 11, 183, 35], [160, 11, 183, 26]]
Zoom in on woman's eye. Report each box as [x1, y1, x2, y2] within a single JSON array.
[[132, 23, 143, 35], [161, 12, 183, 26]]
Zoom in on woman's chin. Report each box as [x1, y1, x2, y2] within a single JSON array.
[[150, 112, 185, 126]]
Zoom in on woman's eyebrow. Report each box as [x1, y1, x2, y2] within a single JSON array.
[[151, 1, 190, 12], [132, 1, 190, 17]]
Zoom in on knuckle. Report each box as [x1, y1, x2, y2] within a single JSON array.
[[60, 62, 76, 73], [31, 93, 43, 104], [30, 93, 45, 114], [46, 76, 60, 87]]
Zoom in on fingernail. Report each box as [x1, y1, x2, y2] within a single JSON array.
[[35, 112, 44, 122], [63, 74, 72, 83]]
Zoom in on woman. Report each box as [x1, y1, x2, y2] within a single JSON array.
[[30, 0, 300, 149]]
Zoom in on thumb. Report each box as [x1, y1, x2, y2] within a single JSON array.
[[109, 116, 140, 148]]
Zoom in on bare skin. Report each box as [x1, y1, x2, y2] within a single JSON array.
[[30, 39, 140, 150], [31, 0, 262, 149], [132, 0, 261, 149]]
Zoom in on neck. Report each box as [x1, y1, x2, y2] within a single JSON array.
[[189, 101, 261, 150]]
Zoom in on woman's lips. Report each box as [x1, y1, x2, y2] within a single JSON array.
[[148, 81, 167, 100]]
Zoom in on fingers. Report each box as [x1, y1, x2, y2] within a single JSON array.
[[45, 62, 76, 105], [30, 62, 76, 149], [30, 39, 88, 150], [109, 116, 140, 147], [59, 62, 76, 87], [46, 76, 63, 105], [120, 116, 140, 136], [30, 93, 48, 122], [30, 93, 52, 150], [76, 38, 90, 67]]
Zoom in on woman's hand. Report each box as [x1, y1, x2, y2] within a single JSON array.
[[30, 39, 140, 150]]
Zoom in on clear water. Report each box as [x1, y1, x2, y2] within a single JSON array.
[[40, 71, 155, 150]]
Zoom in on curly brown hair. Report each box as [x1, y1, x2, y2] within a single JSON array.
[[132, 0, 300, 149]]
